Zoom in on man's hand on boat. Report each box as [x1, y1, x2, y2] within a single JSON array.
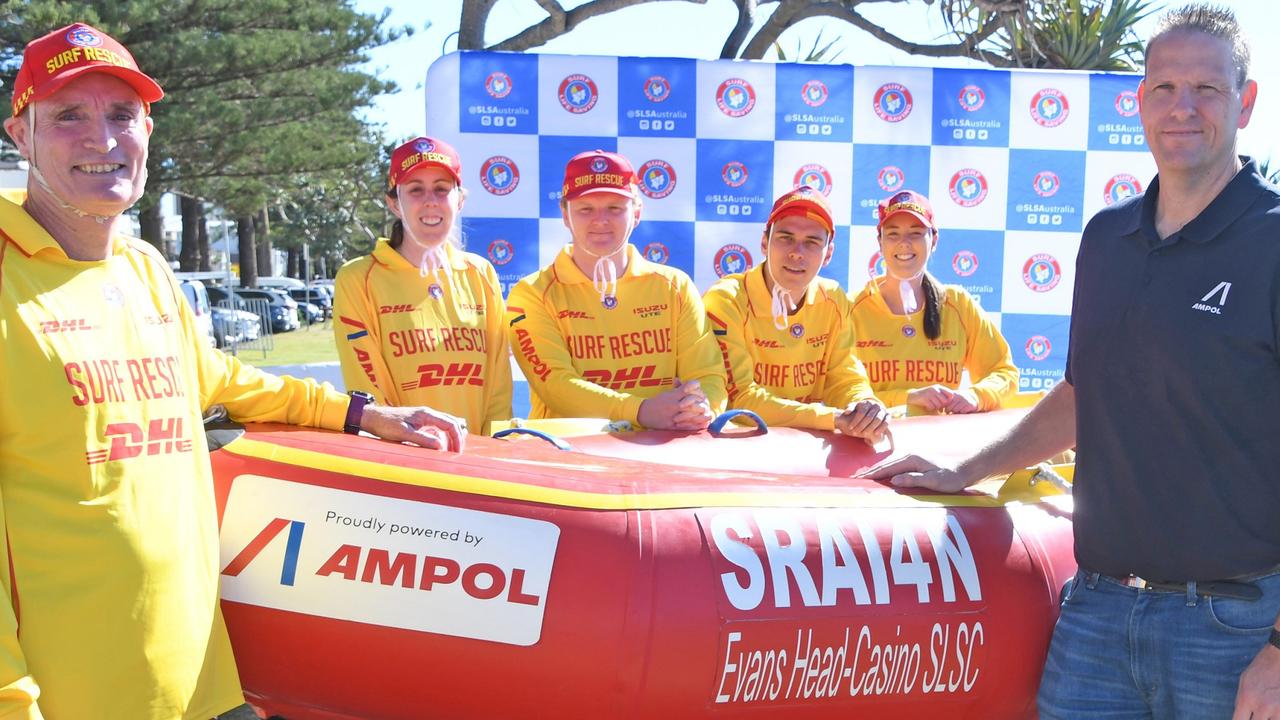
[[835, 400, 891, 444], [637, 379, 714, 431], [358, 405, 467, 452], [861, 455, 977, 493], [907, 385, 980, 414]]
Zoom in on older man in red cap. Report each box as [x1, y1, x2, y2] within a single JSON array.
[[702, 186, 889, 439], [0, 22, 464, 719], [505, 149, 725, 429]]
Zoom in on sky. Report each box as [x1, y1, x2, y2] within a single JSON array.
[[352, 0, 1280, 165]]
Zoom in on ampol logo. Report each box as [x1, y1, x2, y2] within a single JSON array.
[[877, 166, 906, 193], [801, 80, 828, 107], [1033, 170, 1061, 198], [487, 239, 514, 266], [222, 518, 307, 585], [644, 75, 671, 103], [1022, 253, 1062, 292], [868, 251, 886, 279], [793, 164, 832, 196], [558, 74, 598, 113], [638, 159, 676, 199], [721, 161, 748, 188], [485, 71, 513, 99], [1030, 88, 1069, 127], [1115, 90, 1139, 117], [958, 84, 985, 112], [952, 250, 979, 278], [643, 242, 670, 264], [714, 244, 753, 277], [1025, 335, 1052, 361], [66, 26, 103, 47], [716, 78, 756, 117], [480, 156, 520, 196], [949, 168, 989, 207], [873, 83, 913, 122], [1104, 174, 1142, 205]]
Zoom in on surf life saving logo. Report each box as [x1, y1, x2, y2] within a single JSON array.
[[414, 138, 436, 154], [559, 74, 598, 113], [480, 157, 520, 196], [949, 168, 988, 207], [638, 160, 676, 199], [801, 80, 828, 107], [873, 83, 913, 122], [644, 75, 671, 103], [958, 84, 985, 112], [1115, 90, 1139, 117], [1030, 89, 1069, 127], [1023, 253, 1062, 292], [485, 71, 513, 99], [868, 251, 886, 279], [487, 239, 514, 266], [952, 250, 979, 278], [1033, 171, 1061, 198], [877, 166, 906, 193], [1104, 174, 1142, 206], [714, 244, 753, 278], [643, 242, 670, 265], [721, 161, 748, 188], [1025, 335, 1052, 361], [66, 26, 103, 47], [716, 78, 756, 117], [789, 323, 805, 338], [793, 164, 832, 196]]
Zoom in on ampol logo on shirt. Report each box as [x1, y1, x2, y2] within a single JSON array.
[[1022, 254, 1062, 293], [873, 83, 913, 122], [1033, 171, 1060, 198], [558, 74, 598, 114], [1115, 90, 1139, 117], [716, 78, 756, 117], [485, 71, 513, 99], [714, 244, 753, 277], [644, 75, 671, 103], [638, 159, 676, 199], [949, 168, 989, 207], [1025, 335, 1052, 361], [952, 250, 979, 277], [800, 80, 828, 107], [219, 475, 560, 646], [480, 156, 520, 196], [1030, 89, 1069, 127], [877, 165, 906, 193], [793, 164, 832, 196], [1104, 174, 1143, 206], [958, 84, 985, 112], [487, 239, 514, 266]]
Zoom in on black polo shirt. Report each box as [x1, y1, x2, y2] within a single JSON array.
[[1066, 159, 1280, 581]]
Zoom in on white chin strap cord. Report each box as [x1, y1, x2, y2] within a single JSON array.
[[763, 228, 797, 331], [26, 103, 118, 225], [398, 189, 452, 288], [567, 211, 633, 304]]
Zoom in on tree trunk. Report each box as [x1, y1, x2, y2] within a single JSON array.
[[237, 215, 258, 288], [179, 195, 200, 272], [255, 208, 272, 277], [137, 197, 165, 256], [197, 203, 211, 271], [287, 246, 303, 278]]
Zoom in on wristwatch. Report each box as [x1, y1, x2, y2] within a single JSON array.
[[344, 391, 374, 434]]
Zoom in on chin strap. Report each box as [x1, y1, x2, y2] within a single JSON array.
[[25, 103, 117, 225], [567, 212, 632, 304], [899, 279, 919, 314]]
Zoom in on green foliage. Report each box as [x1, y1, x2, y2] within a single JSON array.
[[772, 26, 844, 64]]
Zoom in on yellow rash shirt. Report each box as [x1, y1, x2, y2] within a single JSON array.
[[0, 198, 350, 719], [506, 245, 726, 424], [333, 239, 512, 433], [849, 278, 1018, 410], [703, 265, 876, 429]]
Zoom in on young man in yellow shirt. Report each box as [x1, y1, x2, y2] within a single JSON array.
[[506, 150, 726, 429], [703, 186, 889, 440]]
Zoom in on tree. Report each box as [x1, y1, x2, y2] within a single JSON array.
[[457, 0, 1154, 70]]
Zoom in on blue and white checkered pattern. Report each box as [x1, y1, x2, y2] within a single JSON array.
[[426, 51, 1155, 393]]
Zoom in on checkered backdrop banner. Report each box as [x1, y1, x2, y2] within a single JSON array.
[[424, 51, 1154, 393]]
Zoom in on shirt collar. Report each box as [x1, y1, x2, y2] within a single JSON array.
[[371, 237, 468, 270], [552, 243, 651, 283], [1131, 156, 1268, 245], [745, 263, 819, 319], [0, 196, 131, 259]]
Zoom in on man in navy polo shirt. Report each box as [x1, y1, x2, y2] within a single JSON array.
[[868, 4, 1280, 717]]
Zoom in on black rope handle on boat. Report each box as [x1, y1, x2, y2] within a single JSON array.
[[708, 409, 768, 435], [492, 427, 574, 451]]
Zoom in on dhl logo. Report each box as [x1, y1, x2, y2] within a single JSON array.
[[582, 365, 672, 391], [85, 417, 192, 465], [380, 304, 416, 314], [401, 362, 484, 391], [41, 318, 93, 333], [752, 338, 782, 348], [558, 309, 592, 320], [857, 340, 891, 348]]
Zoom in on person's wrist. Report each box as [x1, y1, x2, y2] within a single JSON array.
[[344, 391, 374, 434]]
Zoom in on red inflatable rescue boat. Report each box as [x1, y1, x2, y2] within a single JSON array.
[[210, 408, 1075, 719]]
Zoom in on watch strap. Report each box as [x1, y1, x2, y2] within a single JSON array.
[[344, 391, 373, 434]]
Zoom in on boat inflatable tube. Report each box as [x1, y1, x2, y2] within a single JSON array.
[[211, 408, 1075, 719]]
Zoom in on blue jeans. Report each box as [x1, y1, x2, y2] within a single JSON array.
[[1038, 569, 1280, 719]]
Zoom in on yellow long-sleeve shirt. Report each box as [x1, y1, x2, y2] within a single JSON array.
[[849, 278, 1018, 410], [506, 244, 726, 424], [703, 265, 876, 430], [333, 239, 512, 433], [0, 199, 350, 719]]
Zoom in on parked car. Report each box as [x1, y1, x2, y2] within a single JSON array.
[[208, 286, 287, 335], [297, 301, 323, 325], [211, 306, 262, 348], [238, 288, 300, 333], [288, 287, 332, 318], [178, 279, 217, 348]]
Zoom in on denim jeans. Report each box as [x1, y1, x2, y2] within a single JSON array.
[[1038, 569, 1280, 719]]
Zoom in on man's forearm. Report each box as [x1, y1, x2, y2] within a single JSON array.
[[956, 381, 1077, 483]]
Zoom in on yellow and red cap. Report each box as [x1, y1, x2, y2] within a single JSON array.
[[387, 136, 463, 193], [562, 150, 637, 201], [876, 190, 935, 230], [767, 185, 834, 236], [12, 22, 163, 117]]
